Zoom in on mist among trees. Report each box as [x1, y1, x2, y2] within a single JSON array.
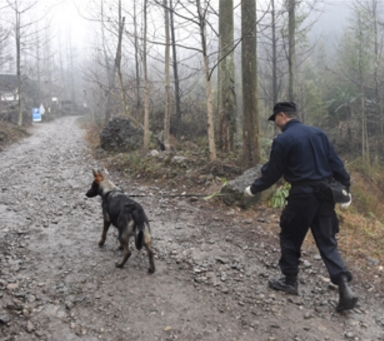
[[0, 0, 383, 167]]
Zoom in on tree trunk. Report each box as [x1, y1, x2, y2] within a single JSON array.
[[271, 0, 279, 135], [287, 0, 296, 104], [241, 0, 259, 168], [196, 0, 216, 162], [272, 0, 277, 106], [169, 0, 182, 139], [218, 0, 236, 152], [357, 11, 369, 164], [15, 6, 22, 126], [116, 0, 126, 117], [163, 0, 172, 151], [143, 0, 150, 149], [133, 0, 141, 116], [69, 34, 76, 106], [102, 0, 115, 124], [371, 1, 383, 158]]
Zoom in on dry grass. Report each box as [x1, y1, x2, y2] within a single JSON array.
[[302, 167, 384, 268], [340, 164, 384, 264], [80, 118, 104, 149], [300, 166, 384, 268], [0, 120, 29, 151]]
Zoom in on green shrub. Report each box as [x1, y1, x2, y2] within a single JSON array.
[[270, 182, 291, 209]]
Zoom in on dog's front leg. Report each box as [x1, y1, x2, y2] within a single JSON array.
[[99, 220, 111, 247]]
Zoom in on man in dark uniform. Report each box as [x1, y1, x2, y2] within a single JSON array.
[[244, 101, 357, 312]]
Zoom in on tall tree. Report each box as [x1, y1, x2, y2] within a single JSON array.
[[143, 0, 151, 149], [350, 4, 373, 163], [242, 0, 260, 168], [101, 0, 116, 123], [332, 2, 375, 163], [271, 0, 278, 106], [6, 0, 38, 126], [169, 0, 182, 138], [218, 0, 236, 152], [115, 0, 127, 118], [98, 0, 126, 123], [163, 0, 172, 150], [0, 23, 11, 69], [287, 0, 296, 103], [359, 0, 384, 159], [196, 0, 216, 161], [133, 0, 141, 116]]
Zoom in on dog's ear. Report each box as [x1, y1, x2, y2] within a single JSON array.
[[92, 169, 104, 183]]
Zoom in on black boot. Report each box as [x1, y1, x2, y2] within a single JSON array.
[[268, 275, 298, 295], [336, 275, 358, 312]]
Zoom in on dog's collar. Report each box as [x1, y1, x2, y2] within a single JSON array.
[[103, 188, 124, 199]]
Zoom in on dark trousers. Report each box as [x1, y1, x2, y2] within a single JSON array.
[[279, 193, 352, 284]]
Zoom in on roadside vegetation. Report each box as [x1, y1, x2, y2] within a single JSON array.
[[0, 120, 29, 152]]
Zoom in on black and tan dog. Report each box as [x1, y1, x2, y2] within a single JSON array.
[[86, 170, 155, 273]]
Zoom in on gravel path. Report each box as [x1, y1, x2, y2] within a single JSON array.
[[0, 116, 384, 341]]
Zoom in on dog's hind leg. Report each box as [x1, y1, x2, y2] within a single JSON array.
[[144, 226, 155, 274], [115, 221, 134, 268], [99, 221, 111, 247], [115, 236, 131, 268]]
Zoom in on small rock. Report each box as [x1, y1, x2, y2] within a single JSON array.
[[345, 331, 354, 339], [0, 311, 11, 324], [26, 320, 35, 333], [149, 150, 159, 157], [221, 286, 230, 294]]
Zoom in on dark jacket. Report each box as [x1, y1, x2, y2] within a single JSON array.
[[250, 119, 350, 194]]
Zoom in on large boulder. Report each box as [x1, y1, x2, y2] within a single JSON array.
[[220, 165, 277, 208], [100, 117, 143, 152]]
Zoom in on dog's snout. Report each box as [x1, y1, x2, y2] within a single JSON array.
[[86, 189, 97, 198]]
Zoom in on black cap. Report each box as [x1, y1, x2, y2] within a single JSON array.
[[268, 101, 297, 121]]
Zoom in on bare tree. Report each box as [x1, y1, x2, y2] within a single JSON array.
[[163, 0, 172, 150], [169, 0, 182, 138], [143, 0, 151, 149], [115, 0, 127, 119], [287, 0, 296, 102], [6, 0, 38, 126], [358, 0, 384, 159], [0, 23, 11, 69], [133, 0, 141, 115], [152, 0, 218, 160], [196, 0, 216, 161], [218, 0, 236, 152], [242, 0, 260, 168]]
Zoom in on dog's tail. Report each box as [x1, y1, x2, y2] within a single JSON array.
[[125, 203, 148, 250]]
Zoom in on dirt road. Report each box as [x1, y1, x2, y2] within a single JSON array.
[[0, 116, 383, 341]]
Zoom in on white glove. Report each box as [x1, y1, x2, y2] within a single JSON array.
[[244, 186, 255, 197], [339, 193, 352, 210]]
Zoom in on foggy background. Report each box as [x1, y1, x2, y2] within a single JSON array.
[[0, 0, 381, 165]]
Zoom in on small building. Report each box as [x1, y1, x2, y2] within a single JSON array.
[[0, 73, 18, 102]]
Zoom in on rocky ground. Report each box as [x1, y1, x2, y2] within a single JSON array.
[[0, 116, 384, 341]]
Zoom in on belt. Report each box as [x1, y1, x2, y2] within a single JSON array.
[[290, 177, 333, 187]]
